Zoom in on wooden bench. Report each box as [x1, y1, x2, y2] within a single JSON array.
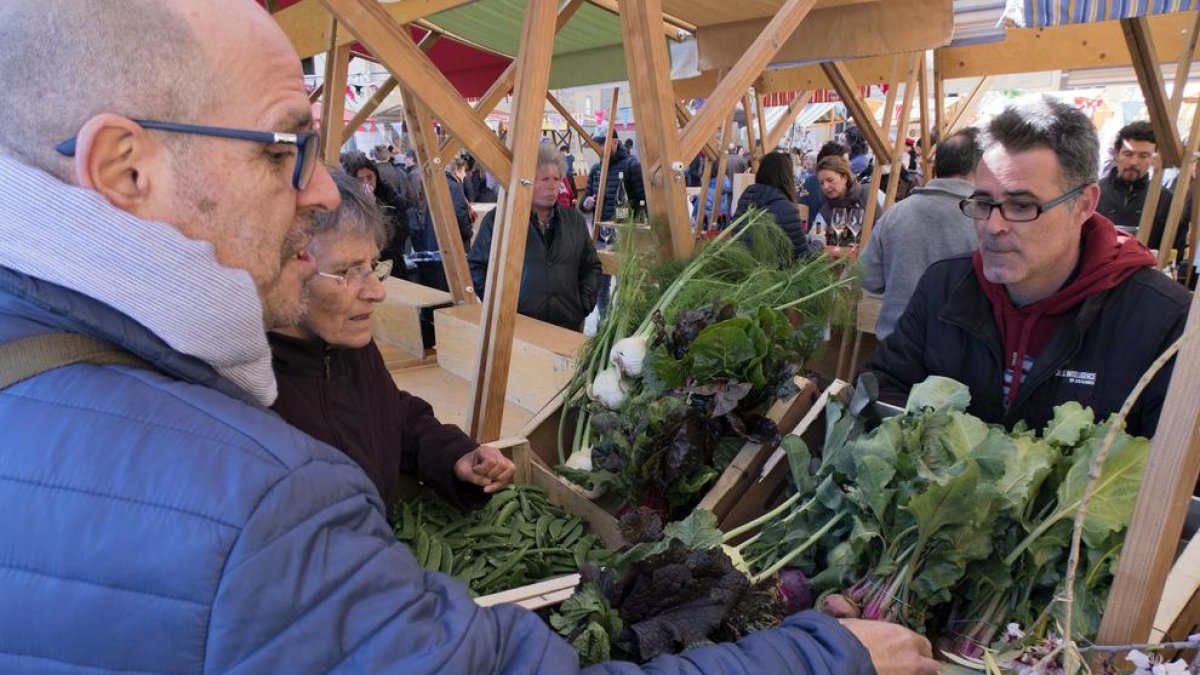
[[373, 278, 453, 371]]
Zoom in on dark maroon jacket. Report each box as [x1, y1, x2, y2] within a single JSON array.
[[268, 332, 483, 509]]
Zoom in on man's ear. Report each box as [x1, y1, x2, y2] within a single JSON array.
[[72, 114, 163, 214], [1075, 182, 1101, 223]]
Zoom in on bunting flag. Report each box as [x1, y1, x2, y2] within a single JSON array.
[[1010, 0, 1197, 28]]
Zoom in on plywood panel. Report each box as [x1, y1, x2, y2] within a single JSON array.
[[374, 278, 453, 357], [390, 364, 533, 438], [695, 0, 951, 71], [435, 304, 584, 412]]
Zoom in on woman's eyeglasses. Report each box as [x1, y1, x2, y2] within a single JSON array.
[[315, 260, 393, 287]]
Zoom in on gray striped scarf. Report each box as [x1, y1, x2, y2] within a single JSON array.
[[0, 154, 277, 405]]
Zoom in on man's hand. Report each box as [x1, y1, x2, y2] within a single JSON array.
[[453, 445, 516, 493], [582, 195, 596, 211], [839, 619, 939, 675]]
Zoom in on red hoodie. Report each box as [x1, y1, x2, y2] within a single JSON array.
[[973, 215, 1157, 407]]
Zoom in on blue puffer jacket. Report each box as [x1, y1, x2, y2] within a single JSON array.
[[0, 265, 874, 674]]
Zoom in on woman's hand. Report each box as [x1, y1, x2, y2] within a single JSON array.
[[453, 445, 517, 493]]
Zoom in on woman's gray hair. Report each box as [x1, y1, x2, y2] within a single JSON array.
[[981, 97, 1099, 192], [313, 168, 389, 250], [537, 143, 566, 178]]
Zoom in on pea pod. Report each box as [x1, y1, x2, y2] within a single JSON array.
[[495, 500, 520, 527], [440, 542, 455, 575], [415, 530, 431, 568], [425, 536, 442, 572], [477, 543, 532, 589]]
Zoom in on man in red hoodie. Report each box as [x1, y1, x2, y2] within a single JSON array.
[[864, 97, 1191, 437]]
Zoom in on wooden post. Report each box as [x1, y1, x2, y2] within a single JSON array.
[[341, 77, 398, 145], [320, 22, 351, 164], [917, 54, 932, 184], [402, 91, 476, 305], [882, 54, 921, 212], [1122, 16, 1184, 167], [308, 82, 325, 106], [1097, 289, 1200, 646], [1132, 9, 1200, 247], [674, 102, 722, 160], [946, 76, 991, 134], [590, 88, 620, 241], [822, 61, 893, 166], [547, 92, 604, 157], [860, 56, 903, 243], [712, 111, 734, 224], [465, 0, 558, 442], [743, 93, 760, 171], [933, 49, 946, 138], [1156, 103, 1200, 268], [319, 0, 514, 185], [618, 0, 695, 258], [693, 152, 715, 235], [764, 91, 813, 154], [673, 0, 819, 167], [755, 92, 770, 160]]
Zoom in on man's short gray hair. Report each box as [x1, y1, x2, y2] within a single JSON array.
[[0, 1, 215, 179], [537, 144, 566, 178], [314, 169, 389, 251], [980, 97, 1099, 192]]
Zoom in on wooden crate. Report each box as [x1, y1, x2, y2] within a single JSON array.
[[434, 304, 585, 412], [374, 278, 452, 371], [721, 380, 854, 539], [391, 365, 535, 439], [516, 375, 823, 549]]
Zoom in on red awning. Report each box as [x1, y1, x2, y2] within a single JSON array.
[[257, 1, 512, 99]]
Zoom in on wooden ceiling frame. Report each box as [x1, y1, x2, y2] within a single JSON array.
[[587, 0, 692, 40], [547, 92, 605, 157], [437, 0, 586, 166], [673, 102, 721, 160], [1122, 17, 1185, 167], [319, 0, 514, 186], [673, 0, 819, 173], [466, 1, 560, 442], [822, 60, 892, 165], [618, 0, 697, 258], [319, 20, 352, 165], [763, 90, 813, 153], [340, 33, 442, 145], [945, 75, 990, 135], [401, 90, 477, 306], [275, 0, 472, 59]]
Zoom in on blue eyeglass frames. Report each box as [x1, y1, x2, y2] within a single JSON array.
[[54, 119, 322, 191]]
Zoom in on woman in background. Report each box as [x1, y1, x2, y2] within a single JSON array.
[[733, 151, 823, 259]]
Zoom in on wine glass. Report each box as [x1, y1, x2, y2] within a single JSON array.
[[830, 207, 849, 249], [598, 223, 616, 248], [847, 208, 864, 249]]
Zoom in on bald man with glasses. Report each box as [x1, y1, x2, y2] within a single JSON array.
[[864, 98, 1191, 438]]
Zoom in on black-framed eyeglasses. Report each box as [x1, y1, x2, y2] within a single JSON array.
[[959, 184, 1087, 223], [315, 259, 392, 287], [54, 119, 322, 191]]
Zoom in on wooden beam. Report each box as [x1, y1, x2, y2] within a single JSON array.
[[764, 91, 813, 153], [1156, 102, 1200, 268], [273, 0, 473, 59], [466, 0, 559, 442], [547, 92, 604, 157], [933, 49, 945, 138], [308, 82, 325, 106], [1097, 288, 1200, 647], [618, 0, 695, 258], [319, 23, 351, 165], [319, 0, 514, 185], [743, 93, 760, 171], [822, 61, 892, 165], [917, 55, 932, 183], [674, 102, 721, 160], [693, 153, 716, 235], [341, 77, 397, 145], [754, 93, 769, 160], [676, 0, 819, 167], [436, 0, 586, 165], [946, 76, 990, 135], [586, 0, 687, 41], [882, 54, 920, 213], [712, 109, 734, 212], [590, 88, 620, 242], [1122, 16, 1184, 167], [402, 91, 476, 305], [1169, 9, 1200, 115], [860, 55, 902, 246], [938, 11, 1199, 81]]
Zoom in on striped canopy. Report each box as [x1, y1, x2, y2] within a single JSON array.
[[1008, 0, 1198, 28]]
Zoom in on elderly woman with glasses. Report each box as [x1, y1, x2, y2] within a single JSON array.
[[269, 170, 515, 509]]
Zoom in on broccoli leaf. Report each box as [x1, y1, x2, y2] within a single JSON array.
[[905, 376, 971, 414], [1055, 431, 1150, 549], [1041, 401, 1095, 449]]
